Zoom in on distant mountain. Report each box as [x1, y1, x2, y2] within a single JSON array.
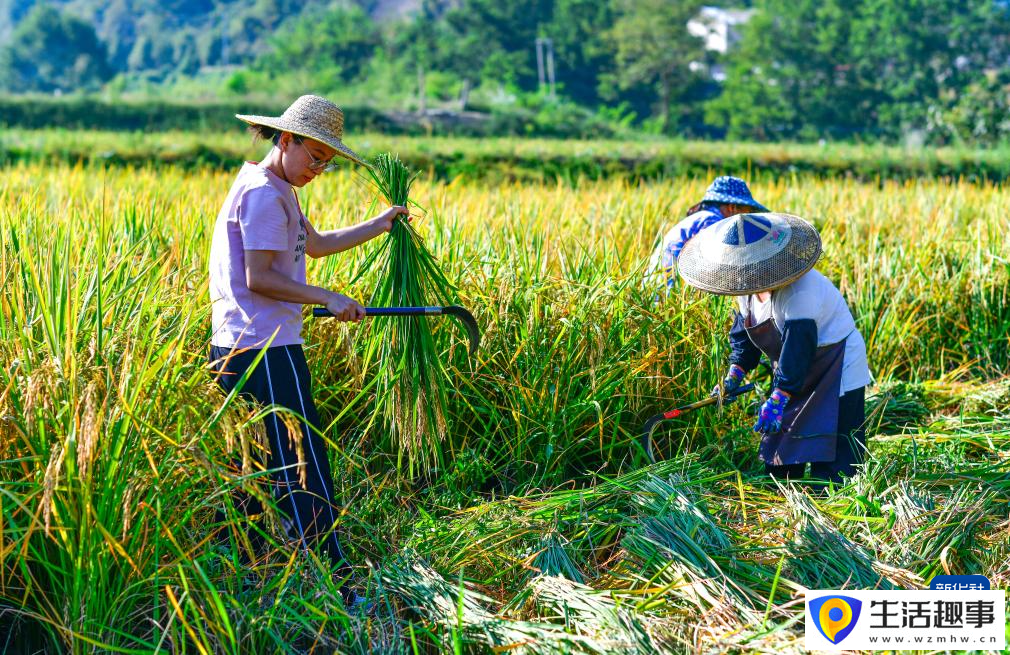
[[0, 0, 422, 75]]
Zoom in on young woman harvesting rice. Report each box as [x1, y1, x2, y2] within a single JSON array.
[[207, 95, 407, 603], [677, 212, 872, 483]]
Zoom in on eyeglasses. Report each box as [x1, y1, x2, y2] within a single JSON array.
[[298, 140, 337, 172]]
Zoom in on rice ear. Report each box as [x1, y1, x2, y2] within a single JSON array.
[[357, 153, 455, 480]]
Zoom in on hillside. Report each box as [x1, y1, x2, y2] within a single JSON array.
[[0, 0, 421, 73]]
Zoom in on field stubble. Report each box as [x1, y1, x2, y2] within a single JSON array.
[[0, 161, 1008, 652]]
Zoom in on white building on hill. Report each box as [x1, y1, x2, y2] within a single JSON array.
[[687, 6, 754, 81]]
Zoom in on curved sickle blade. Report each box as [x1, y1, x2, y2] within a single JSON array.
[[640, 414, 665, 464], [639, 382, 756, 465], [442, 305, 480, 357]]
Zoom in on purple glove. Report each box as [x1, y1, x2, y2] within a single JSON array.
[[754, 388, 791, 434], [711, 364, 746, 403]]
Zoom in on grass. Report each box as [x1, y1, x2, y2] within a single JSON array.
[[12, 128, 1010, 182], [0, 156, 1008, 652]]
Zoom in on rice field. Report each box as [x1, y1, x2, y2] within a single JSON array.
[[1, 154, 1009, 653]]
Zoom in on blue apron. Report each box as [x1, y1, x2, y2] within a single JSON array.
[[743, 308, 846, 466]]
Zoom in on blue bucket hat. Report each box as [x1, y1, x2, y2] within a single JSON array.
[[700, 176, 768, 212]]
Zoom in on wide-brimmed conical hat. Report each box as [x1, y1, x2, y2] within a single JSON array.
[[677, 212, 821, 295], [236, 95, 366, 166]]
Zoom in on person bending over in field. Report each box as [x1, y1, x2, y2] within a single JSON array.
[[677, 212, 872, 483], [207, 95, 406, 607], [646, 176, 769, 289]]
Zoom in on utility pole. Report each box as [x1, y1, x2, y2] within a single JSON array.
[[458, 78, 471, 111], [546, 39, 555, 99], [417, 63, 426, 114], [535, 37, 556, 99], [536, 37, 545, 90]]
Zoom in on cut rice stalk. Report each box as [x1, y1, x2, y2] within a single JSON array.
[[356, 153, 458, 479]]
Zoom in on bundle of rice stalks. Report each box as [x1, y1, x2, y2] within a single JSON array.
[[527, 575, 658, 653], [866, 380, 931, 435], [897, 485, 999, 578], [940, 379, 1010, 415], [357, 153, 457, 478], [379, 552, 620, 654], [781, 487, 922, 590], [529, 532, 585, 583], [619, 475, 764, 630], [833, 470, 936, 567], [506, 531, 586, 613], [504, 536, 657, 651]]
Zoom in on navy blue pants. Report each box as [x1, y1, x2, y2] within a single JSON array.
[[765, 386, 867, 483], [209, 344, 348, 571]]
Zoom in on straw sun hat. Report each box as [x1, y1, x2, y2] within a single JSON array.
[[677, 212, 822, 295], [236, 94, 366, 166]]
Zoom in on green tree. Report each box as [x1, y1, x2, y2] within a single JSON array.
[[848, 0, 1010, 134], [706, 0, 865, 140], [173, 33, 200, 75], [256, 4, 380, 83], [542, 0, 617, 106], [926, 69, 1010, 144], [603, 0, 705, 133], [0, 0, 39, 41], [127, 34, 154, 72], [391, 0, 454, 109], [711, 0, 1010, 141], [440, 0, 554, 92], [0, 3, 112, 92]]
